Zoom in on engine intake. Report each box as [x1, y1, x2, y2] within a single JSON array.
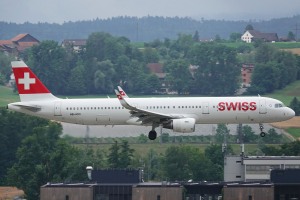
[[163, 118, 196, 133]]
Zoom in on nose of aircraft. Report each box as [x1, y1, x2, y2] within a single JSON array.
[[286, 107, 295, 119]]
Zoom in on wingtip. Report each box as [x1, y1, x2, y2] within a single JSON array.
[[114, 89, 120, 95]]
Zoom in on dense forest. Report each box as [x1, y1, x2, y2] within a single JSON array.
[[1, 15, 300, 42]]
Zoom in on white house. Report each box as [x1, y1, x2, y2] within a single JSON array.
[[241, 30, 279, 43]]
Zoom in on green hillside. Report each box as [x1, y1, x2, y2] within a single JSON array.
[[267, 80, 300, 105]]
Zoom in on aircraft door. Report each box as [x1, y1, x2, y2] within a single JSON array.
[[54, 101, 62, 116], [202, 102, 209, 114], [259, 99, 267, 114]]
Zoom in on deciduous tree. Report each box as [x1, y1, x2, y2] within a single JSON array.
[[7, 122, 71, 200]]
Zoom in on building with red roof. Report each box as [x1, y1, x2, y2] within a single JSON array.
[[0, 33, 40, 57]]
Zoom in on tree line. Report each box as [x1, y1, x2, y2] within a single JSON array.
[[1, 30, 299, 97], [1, 15, 300, 42]]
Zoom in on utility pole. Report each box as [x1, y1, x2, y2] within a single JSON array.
[[237, 123, 244, 157], [294, 23, 300, 41]]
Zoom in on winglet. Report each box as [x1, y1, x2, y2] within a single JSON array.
[[115, 89, 136, 110], [117, 86, 129, 98]]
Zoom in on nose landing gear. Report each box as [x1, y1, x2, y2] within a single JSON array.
[[259, 123, 266, 137]]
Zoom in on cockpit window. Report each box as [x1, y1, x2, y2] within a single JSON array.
[[275, 103, 284, 108]]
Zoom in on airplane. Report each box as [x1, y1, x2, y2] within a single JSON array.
[[7, 61, 295, 140]]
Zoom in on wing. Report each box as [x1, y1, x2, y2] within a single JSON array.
[[114, 89, 184, 125]]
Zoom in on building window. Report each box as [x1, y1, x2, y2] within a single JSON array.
[[157, 195, 161, 200]]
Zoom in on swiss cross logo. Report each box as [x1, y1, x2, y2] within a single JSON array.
[[120, 91, 125, 96], [18, 72, 36, 90], [117, 94, 123, 100]]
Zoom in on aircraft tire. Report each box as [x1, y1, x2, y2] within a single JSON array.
[[148, 130, 157, 140], [260, 132, 266, 137]]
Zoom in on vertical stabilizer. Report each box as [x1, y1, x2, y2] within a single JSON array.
[[12, 61, 58, 102]]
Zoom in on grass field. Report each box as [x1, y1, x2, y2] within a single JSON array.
[[267, 80, 300, 105], [222, 42, 300, 50], [0, 86, 19, 107], [286, 128, 300, 139], [76, 143, 266, 157], [271, 42, 300, 49]]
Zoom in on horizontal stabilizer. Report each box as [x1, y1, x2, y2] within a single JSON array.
[[11, 103, 41, 112]]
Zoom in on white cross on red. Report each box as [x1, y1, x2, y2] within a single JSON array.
[[18, 72, 36, 90]]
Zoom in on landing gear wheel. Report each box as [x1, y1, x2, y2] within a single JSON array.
[[259, 123, 266, 137], [260, 132, 266, 137], [148, 130, 157, 140]]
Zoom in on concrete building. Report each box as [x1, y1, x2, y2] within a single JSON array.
[[41, 163, 300, 200], [224, 155, 300, 182], [61, 39, 86, 53], [223, 182, 274, 200]]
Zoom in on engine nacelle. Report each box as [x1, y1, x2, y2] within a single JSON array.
[[163, 118, 196, 133]]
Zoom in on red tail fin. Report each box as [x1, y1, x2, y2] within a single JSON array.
[[12, 61, 58, 101]]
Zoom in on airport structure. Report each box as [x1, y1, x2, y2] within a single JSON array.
[[224, 155, 300, 182], [41, 166, 300, 200]]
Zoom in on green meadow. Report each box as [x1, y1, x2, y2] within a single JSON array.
[[267, 80, 300, 105]]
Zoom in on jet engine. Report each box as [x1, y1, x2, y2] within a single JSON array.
[[163, 118, 196, 133]]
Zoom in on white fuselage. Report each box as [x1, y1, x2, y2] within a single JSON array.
[[8, 96, 295, 127]]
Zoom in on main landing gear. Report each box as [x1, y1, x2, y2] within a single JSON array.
[[148, 130, 157, 140], [148, 123, 159, 140], [259, 123, 266, 137]]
